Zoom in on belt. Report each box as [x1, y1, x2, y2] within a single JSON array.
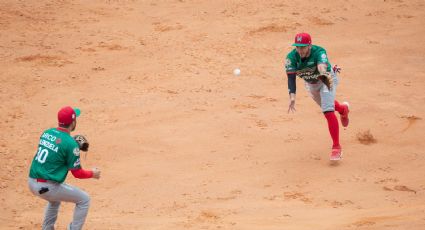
[[36, 178, 48, 182]]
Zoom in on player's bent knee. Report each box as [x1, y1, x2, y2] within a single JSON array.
[[76, 191, 90, 207], [77, 197, 90, 209], [82, 195, 90, 205]]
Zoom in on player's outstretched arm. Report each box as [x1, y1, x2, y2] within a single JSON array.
[[287, 73, 297, 113], [70, 167, 101, 179]]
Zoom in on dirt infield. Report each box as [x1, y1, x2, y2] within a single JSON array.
[[1, 0, 425, 229]]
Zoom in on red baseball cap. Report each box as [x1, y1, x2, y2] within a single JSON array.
[[292, 33, 312, 46], [58, 106, 81, 125]]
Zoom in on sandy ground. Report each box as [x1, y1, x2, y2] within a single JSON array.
[[1, 0, 425, 229]]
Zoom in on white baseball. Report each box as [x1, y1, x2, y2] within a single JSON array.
[[233, 68, 241, 76]]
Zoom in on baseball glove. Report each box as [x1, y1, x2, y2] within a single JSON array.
[[318, 72, 333, 90], [73, 135, 89, 152]]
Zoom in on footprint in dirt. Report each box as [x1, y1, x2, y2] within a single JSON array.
[[323, 199, 354, 208], [400, 115, 422, 132], [283, 191, 312, 204], [382, 185, 417, 194], [309, 16, 334, 26], [350, 215, 399, 228], [216, 190, 242, 201], [246, 24, 291, 36], [375, 178, 399, 184], [255, 120, 267, 129], [16, 54, 71, 67]]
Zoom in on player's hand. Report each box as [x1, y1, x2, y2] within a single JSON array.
[[288, 99, 296, 113], [288, 93, 296, 113], [92, 167, 101, 179]]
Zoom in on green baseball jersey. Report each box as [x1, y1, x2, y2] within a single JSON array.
[[29, 128, 81, 183], [285, 45, 332, 83]]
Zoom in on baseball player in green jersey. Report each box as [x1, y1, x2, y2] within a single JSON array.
[[285, 33, 350, 161], [28, 106, 101, 230]]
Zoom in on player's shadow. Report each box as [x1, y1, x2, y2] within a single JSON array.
[[328, 160, 342, 167]]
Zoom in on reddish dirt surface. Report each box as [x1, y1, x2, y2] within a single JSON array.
[[1, 1, 425, 229]]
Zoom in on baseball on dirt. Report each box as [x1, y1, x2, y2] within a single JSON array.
[[233, 68, 241, 76]]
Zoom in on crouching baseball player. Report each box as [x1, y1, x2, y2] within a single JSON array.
[[28, 106, 101, 230], [285, 33, 350, 161]]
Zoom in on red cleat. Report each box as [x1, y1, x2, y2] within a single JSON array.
[[340, 102, 350, 127], [330, 147, 343, 161]]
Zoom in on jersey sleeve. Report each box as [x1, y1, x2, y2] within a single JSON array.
[[66, 141, 82, 170], [316, 50, 332, 72], [316, 50, 329, 64], [285, 52, 297, 74]]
